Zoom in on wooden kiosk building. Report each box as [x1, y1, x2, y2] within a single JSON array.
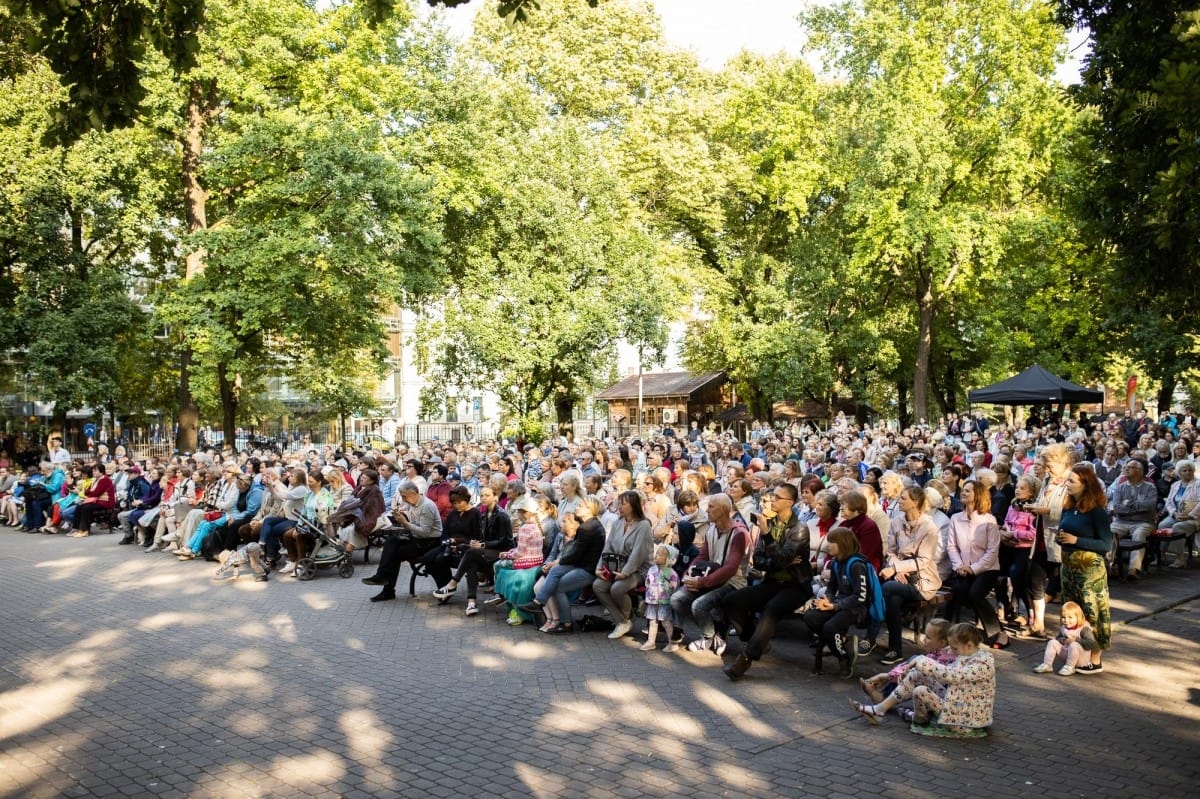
[[596, 371, 727, 436]]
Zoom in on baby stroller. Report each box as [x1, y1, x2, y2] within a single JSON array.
[[292, 514, 355, 581]]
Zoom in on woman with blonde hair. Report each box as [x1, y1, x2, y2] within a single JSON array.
[[1026, 443, 1071, 637]]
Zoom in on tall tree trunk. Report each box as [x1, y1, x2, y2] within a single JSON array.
[[1157, 377, 1177, 414], [912, 265, 934, 426], [555, 396, 574, 437], [217, 362, 238, 451], [176, 79, 214, 454], [897, 381, 910, 430], [176, 348, 199, 452]]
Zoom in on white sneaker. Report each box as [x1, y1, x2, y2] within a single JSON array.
[[711, 634, 727, 656], [687, 637, 713, 652], [1033, 663, 1053, 674], [1058, 665, 1076, 676], [464, 604, 478, 617], [162, 532, 179, 543], [607, 620, 633, 639]]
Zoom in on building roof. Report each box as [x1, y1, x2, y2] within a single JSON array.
[[596, 371, 726, 401]]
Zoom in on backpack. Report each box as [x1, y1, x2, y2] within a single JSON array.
[[577, 614, 616, 633], [833, 554, 885, 624]]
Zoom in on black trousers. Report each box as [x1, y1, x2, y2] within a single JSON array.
[[723, 579, 813, 660], [802, 607, 860, 658], [376, 535, 442, 590], [451, 547, 502, 598], [75, 503, 110, 532], [946, 570, 1002, 639], [423, 544, 458, 589]]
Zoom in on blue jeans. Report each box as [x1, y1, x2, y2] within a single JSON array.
[[538, 566, 593, 620], [188, 517, 228, 554], [25, 496, 52, 529], [259, 516, 296, 561], [669, 583, 737, 639]]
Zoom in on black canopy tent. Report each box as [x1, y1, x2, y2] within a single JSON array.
[[968, 364, 1103, 406]]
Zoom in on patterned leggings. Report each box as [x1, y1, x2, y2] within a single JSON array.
[[1061, 550, 1112, 650], [889, 670, 946, 723]]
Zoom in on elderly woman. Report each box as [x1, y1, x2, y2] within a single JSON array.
[[593, 490, 654, 640], [490, 496, 545, 624], [1026, 443, 1072, 638], [1159, 461, 1200, 568], [879, 470, 906, 524], [810, 490, 841, 571], [557, 472, 584, 520], [0, 465, 21, 526]]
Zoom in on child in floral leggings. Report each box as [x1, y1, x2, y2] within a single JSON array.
[[851, 623, 995, 735]]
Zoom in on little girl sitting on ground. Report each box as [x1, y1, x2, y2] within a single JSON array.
[[851, 622, 995, 737], [860, 618, 954, 706], [1034, 601, 1097, 676]]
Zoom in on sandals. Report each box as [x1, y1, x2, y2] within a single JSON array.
[[849, 699, 883, 725], [860, 678, 884, 704], [66, 531, 89, 538]]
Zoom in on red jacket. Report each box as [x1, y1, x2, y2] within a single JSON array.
[[85, 474, 118, 509], [844, 513, 883, 572]]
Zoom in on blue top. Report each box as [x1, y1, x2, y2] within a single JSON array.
[[1058, 506, 1113, 555]]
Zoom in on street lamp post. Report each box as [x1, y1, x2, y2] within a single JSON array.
[[636, 344, 644, 438]]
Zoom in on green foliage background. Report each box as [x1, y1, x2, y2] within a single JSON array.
[[1, 0, 1196, 443]]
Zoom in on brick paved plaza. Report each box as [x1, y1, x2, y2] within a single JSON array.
[[2, 530, 1198, 799]]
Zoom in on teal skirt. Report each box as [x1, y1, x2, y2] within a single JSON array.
[[493, 565, 542, 620]]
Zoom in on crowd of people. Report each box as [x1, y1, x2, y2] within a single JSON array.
[[6, 404, 1197, 736]]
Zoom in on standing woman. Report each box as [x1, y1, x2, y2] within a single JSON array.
[[945, 481, 1007, 648], [1027, 443, 1071, 638], [1055, 465, 1113, 673], [877, 487, 943, 665]]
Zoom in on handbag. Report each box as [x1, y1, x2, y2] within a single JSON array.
[[598, 553, 621, 581], [204, 510, 224, 522]]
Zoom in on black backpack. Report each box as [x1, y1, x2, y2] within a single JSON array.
[[577, 614, 616, 633]]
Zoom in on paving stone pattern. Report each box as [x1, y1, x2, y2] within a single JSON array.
[[2, 530, 1198, 798]]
